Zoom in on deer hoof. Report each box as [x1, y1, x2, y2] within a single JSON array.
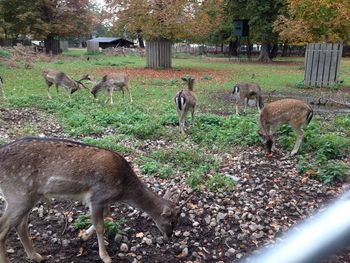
[[102, 256, 112, 263], [29, 252, 43, 262]]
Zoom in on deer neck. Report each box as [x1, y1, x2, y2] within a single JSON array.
[[122, 179, 167, 219]]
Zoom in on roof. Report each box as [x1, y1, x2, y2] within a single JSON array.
[[88, 37, 122, 43]]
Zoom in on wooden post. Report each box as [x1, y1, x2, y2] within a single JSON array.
[[146, 40, 172, 69], [304, 43, 343, 87]]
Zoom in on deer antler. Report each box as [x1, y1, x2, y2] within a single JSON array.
[[76, 80, 90, 90]]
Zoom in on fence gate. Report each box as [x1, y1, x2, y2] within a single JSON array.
[[146, 41, 172, 69], [304, 43, 343, 87]]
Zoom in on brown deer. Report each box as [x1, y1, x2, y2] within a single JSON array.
[[42, 69, 93, 99], [259, 99, 313, 156], [174, 77, 197, 133], [0, 137, 192, 263], [232, 82, 264, 114], [91, 73, 133, 104]]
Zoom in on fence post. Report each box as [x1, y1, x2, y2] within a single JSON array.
[[304, 43, 343, 87]]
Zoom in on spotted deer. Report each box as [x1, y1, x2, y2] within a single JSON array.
[[91, 73, 133, 104], [0, 137, 192, 263], [42, 69, 93, 99], [259, 99, 313, 156], [174, 77, 197, 133], [232, 82, 264, 114]]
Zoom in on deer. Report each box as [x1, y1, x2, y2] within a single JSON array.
[[0, 137, 192, 263], [42, 69, 93, 99], [174, 77, 197, 133], [259, 98, 313, 156], [91, 73, 133, 105], [232, 82, 264, 115]]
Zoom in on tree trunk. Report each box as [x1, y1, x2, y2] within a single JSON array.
[[281, 43, 288, 57], [146, 40, 172, 69], [270, 44, 278, 59], [229, 39, 238, 56], [257, 43, 272, 63]]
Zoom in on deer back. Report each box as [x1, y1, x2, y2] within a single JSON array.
[[260, 99, 312, 128]]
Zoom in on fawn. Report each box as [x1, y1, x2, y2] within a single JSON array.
[[232, 82, 264, 114], [174, 77, 197, 133], [0, 137, 192, 263], [259, 98, 313, 156], [91, 73, 133, 104]]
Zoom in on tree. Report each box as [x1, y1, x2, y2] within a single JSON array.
[[227, 0, 286, 62], [106, 0, 224, 68], [0, 0, 96, 39], [274, 0, 350, 44]]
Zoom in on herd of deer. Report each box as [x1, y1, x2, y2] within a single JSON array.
[[0, 69, 313, 263]]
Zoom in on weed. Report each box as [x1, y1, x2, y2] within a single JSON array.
[[74, 214, 127, 239], [206, 174, 234, 191]]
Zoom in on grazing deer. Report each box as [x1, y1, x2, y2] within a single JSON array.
[[0, 76, 4, 100], [0, 137, 192, 263], [42, 69, 93, 99], [91, 73, 133, 104], [232, 82, 264, 114], [174, 77, 197, 133], [259, 99, 313, 156]]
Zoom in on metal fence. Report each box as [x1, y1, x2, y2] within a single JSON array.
[[304, 43, 343, 87]]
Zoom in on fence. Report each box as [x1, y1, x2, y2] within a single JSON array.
[[146, 41, 172, 68], [304, 43, 343, 87], [87, 41, 99, 52]]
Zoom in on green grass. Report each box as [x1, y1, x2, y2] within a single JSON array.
[[1, 49, 350, 187]]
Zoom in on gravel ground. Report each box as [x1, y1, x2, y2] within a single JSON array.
[[0, 108, 349, 263]]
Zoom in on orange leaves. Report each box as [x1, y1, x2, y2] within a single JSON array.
[[274, 0, 350, 44], [108, 0, 225, 41]]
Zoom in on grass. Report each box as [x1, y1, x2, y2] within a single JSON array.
[[1, 48, 350, 187]]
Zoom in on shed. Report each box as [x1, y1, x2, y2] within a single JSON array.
[[88, 37, 134, 49]]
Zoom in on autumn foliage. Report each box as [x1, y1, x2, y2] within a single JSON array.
[[274, 0, 350, 44], [105, 0, 224, 42]]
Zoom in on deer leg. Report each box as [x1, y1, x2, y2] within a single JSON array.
[[0, 196, 40, 263], [15, 214, 43, 262], [126, 84, 133, 103], [270, 125, 278, 152], [190, 107, 195, 127], [81, 207, 110, 241], [108, 87, 114, 105], [90, 204, 111, 263], [180, 111, 187, 133], [244, 98, 248, 112], [55, 84, 59, 93], [291, 127, 304, 156], [46, 82, 53, 99]]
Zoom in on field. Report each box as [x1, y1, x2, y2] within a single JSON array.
[[0, 48, 350, 262]]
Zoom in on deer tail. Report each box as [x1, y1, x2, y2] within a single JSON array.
[[175, 91, 186, 111], [258, 94, 264, 110], [232, 85, 240, 95], [306, 109, 313, 125]]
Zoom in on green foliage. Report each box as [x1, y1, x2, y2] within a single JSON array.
[[0, 48, 11, 58], [74, 214, 126, 239], [206, 174, 234, 191], [190, 114, 260, 150], [82, 136, 134, 155]]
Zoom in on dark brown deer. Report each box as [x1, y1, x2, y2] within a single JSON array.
[[174, 77, 197, 133], [42, 69, 93, 99], [232, 82, 264, 114], [259, 99, 313, 156], [91, 73, 133, 104], [0, 137, 192, 263]]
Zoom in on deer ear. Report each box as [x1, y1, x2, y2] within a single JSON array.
[[161, 206, 172, 217]]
